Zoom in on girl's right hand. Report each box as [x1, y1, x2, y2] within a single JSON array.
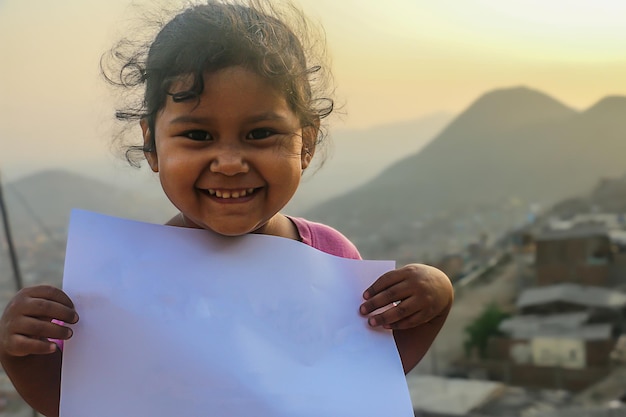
[[0, 285, 78, 357]]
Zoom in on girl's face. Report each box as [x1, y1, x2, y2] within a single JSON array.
[[142, 66, 315, 237]]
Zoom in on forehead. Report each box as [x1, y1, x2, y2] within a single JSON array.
[[160, 66, 296, 120], [168, 67, 283, 97]]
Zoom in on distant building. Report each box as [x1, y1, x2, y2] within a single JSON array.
[[435, 253, 465, 282], [494, 311, 615, 370], [406, 375, 603, 417], [457, 214, 626, 393], [408, 375, 505, 416], [535, 224, 626, 287], [475, 284, 626, 392], [516, 283, 626, 317]]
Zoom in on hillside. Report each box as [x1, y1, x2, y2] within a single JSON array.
[[305, 87, 626, 261], [5, 87, 626, 266], [286, 111, 453, 214], [0, 111, 452, 284], [3, 169, 175, 242], [543, 174, 626, 220], [2, 111, 454, 240]]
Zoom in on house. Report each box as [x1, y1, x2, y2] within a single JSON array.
[[516, 283, 626, 318], [480, 284, 625, 391], [496, 312, 614, 369], [534, 221, 626, 288], [407, 375, 595, 417], [407, 375, 505, 416]]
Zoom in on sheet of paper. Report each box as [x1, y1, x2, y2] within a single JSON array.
[[60, 209, 414, 417]]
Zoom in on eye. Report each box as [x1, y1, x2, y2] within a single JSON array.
[[183, 130, 212, 141], [246, 128, 276, 140]]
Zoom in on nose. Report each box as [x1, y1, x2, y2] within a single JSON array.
[[209, 143, 249, 176]]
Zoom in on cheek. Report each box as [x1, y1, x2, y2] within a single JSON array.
[[282, 160, 305, 187], [157, 152, 198, 183], [272, 151, 303, 174]]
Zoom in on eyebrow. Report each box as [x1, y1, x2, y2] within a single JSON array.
[[169, 112, 290, 125]]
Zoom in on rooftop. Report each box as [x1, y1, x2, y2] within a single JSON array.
[[517, 284, 626, 310], [499, 312, 613, 339], [407, 375, 505, 416]]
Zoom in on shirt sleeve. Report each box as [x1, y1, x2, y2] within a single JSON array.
[[288, 216, 362, 260]]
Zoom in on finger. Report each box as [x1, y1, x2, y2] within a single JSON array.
[[9, 317, 74, 341], [366, 298, 416, 327], [363, 270, 405, 300], [7, 287, 78, 324], [382, 311, 429, 330], [4, 334, 58, 357], [389, 302, 435, 329], [21, 285, 75, 309], [360, 281, 414, 315], [22, 297, 78, 324], [368, 301, 435, 330]]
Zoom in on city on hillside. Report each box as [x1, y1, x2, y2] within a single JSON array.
[[407, 177, 626, 416], [2, 180, 626, 416]]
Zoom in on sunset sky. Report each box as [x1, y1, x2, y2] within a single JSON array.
[[2, 0, 626, 182]]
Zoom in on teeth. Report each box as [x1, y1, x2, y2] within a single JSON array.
[[207, 188, 255, 199]]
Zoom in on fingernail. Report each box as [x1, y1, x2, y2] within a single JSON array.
[[368, 317, 377, 327], [73, 314, 79, 323], [360, 305, 367, 314], [363, 291, 370, 300]]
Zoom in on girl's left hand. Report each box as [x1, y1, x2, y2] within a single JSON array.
[[359, 263, 453, 330]]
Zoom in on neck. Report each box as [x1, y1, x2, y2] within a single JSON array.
[[164, 212, 301, 241]]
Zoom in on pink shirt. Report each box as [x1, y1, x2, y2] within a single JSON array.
[[288, 216, 362, 260]]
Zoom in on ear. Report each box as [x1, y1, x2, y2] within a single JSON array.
[[300, 119, 320, 170], [140, 118, 159, 172]]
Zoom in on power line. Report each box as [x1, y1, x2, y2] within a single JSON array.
[[0, 171, 23, 291]]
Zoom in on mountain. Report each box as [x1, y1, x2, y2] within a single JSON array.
[[5, 87, 625, 264], [0, 169, 177, 286], [0, 111, 452, 244], [3, 169, 175, 242], [545, 174, 626, 219], [304, 87, 626, 261], [0, 109, 450, 286], [286, 112, 453, 214]]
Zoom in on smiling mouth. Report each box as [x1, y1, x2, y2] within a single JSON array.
[[205, 188, 258, 199]]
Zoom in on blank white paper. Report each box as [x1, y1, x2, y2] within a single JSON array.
[[59, 209, 414, 417]]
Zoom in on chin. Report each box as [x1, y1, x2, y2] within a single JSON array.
[[203, 223, 259, 237]]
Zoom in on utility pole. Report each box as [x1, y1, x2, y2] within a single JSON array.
[[0, 170, 23, 291], [0, 172, 37, 417]]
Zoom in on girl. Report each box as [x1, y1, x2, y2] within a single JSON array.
[[0, 1, 453, 416]]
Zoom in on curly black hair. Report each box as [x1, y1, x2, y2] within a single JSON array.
[[101, 0, 335, 166]]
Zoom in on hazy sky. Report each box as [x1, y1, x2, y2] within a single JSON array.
[[2, 0, 626, 182]]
